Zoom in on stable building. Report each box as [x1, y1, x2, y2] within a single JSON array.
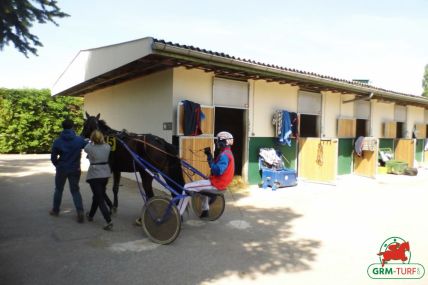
[[53, 37, 428, 185]]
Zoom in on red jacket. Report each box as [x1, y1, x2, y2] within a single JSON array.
[[209, 148, 235, 190]]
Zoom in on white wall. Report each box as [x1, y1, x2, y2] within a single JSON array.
[[173, 67, 213, 105], [407, 106, 425, 138], [340, 94, 355, 118], [322, 91, 341, 138], [172, 67, 213, 135], [84, 69, 173, 142], [249, 80, 298, 137], [371, 100, 395, 137]]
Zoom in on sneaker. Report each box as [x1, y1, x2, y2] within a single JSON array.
[[86, 212, 93, 222], [103, 222, 113, 231], [49, 210, 59, 217], [77, 212, 84, 223], [200, 210, 209, 218]]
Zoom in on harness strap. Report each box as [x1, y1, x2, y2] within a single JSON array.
[[90, 162, 109, 165]]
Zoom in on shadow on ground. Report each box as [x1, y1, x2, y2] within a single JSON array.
[[0, 155, 321, 285]]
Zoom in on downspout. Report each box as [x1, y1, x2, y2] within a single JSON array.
[[342, 92, 374, 104]]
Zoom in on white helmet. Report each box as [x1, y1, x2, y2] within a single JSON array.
[[216, 131, 234, 146]]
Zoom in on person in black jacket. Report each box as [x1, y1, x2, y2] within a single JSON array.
[[50, 119, 88, 223]]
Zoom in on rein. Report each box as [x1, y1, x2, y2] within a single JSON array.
[[129, 137, 207, 181], [131, 137, 209, 163], [84, 117, 208, 180], [131, 137, 178, 159]]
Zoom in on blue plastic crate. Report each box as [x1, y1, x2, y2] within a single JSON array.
[[261, 168, 297, 190]]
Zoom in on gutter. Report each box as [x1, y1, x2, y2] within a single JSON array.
[[152, 41, 428, 107]]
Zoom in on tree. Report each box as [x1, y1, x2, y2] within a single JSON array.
[[0, 88, 83, 153], [0, 0, 69, 57], [423, 64, 428, 97]]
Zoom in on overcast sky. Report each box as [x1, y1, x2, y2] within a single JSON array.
[[0, 0, 427, 95]]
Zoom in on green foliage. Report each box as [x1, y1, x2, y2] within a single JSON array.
[[0, 0, 69, 57], [423, 64, 428, 97], [0, 88, 83, 153]]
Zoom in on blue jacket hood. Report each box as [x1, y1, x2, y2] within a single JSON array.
[[51, 129, 88, 172], [60, 129, 77, 141]]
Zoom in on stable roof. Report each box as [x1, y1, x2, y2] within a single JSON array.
[[52, 36, 428, 107]]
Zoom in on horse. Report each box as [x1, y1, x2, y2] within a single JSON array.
[[377, 241, 410, 267], [81, 112, 185, 211]]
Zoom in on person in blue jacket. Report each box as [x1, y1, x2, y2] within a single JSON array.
[[50, 119, 88, 223]]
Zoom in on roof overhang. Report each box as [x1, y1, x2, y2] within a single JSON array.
[[52, 37, 428, 108]]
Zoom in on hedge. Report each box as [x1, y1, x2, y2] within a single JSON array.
[[0, 88, 84, 154]]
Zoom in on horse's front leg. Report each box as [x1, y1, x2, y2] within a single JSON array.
[[112, 171, 121, 211]]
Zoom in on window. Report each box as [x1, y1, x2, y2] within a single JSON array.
[[356, 119, 368, 137], [298, 91, 321, 138], [300, 114, 320, 137], [396, 122, 404, 138]]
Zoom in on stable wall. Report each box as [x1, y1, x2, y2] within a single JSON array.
[[322, 91, 341, 138], [172, 67, 213, 135], [340, 94, 355, 118], [84, 69, 173, 142], [247, 80, 298, 184], [407, 106, 425, 138], [371, 100, 395, 138], [249, 80, 298, 137]]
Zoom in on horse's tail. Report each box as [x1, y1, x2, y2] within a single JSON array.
[[377, 252, 384, 256]]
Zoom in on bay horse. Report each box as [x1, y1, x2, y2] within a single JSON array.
[[81, 112, 185, 211]]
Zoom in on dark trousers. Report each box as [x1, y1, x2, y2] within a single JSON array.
[[88, 178, 111, 223], [53, 170, 83, 213]]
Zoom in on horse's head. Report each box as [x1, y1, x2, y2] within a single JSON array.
[[402, 241, 410, 252], [81, 112, 101, 138]]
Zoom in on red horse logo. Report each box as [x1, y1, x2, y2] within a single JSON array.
[[377, 241, 410, 267]]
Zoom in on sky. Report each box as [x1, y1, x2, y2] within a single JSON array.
[[0, 0, 427, 95]]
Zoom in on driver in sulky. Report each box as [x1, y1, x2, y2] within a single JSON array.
[[180, 131, 235, 218]]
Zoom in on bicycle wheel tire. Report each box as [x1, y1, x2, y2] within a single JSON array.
[[141, 197, 181, 245], [191, 193, 225, 221]]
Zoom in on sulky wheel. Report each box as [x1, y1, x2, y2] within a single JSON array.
[[141, 197, 181, 245], [191, 192, 225, 221]]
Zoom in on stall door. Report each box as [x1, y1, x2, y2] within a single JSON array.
[[395, 139, 415, 167], [298, 138, 338, 183], [354, 151, 377, 177], [177, 102, 215, 182], [180, 137, 214, 183], [415, 139, 424, 163], [338, 139, 353, 175]]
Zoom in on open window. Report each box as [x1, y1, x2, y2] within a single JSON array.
[[300, 114, 320, 137], [354, 100, 370, 137], [356, 119, 369, 137], [396, 122, 404, 138], [298, 91, 321, 137], [395, 105, 406, 138]]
